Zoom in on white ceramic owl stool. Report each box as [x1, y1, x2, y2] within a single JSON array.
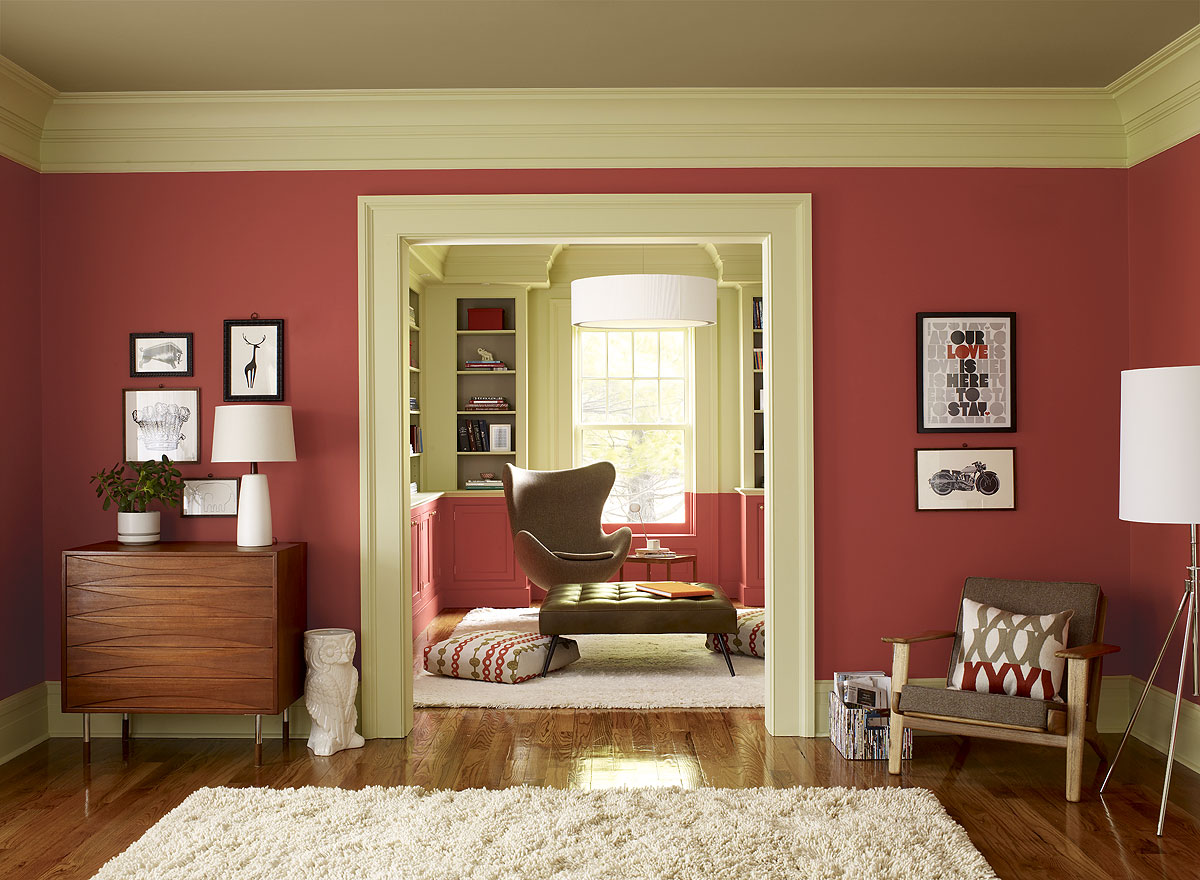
[[304, 628, 365, 756]]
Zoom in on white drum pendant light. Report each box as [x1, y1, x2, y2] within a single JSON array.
[[571, 274, 718, 328]]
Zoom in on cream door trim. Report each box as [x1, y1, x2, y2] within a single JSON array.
[[358, 193, 816, 737]]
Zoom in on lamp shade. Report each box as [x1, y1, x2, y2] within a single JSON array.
[[1120, 366, 1200, 524], [571, 274, 717, 328], [211, 405, 296, 464]]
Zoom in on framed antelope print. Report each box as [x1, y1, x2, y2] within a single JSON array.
[[130, 331, 193, 377], [223, 318, 284, 401]]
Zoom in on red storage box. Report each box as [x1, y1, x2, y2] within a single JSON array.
[[467, 308, 504, 330]]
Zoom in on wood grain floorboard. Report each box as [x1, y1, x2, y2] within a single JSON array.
[[3, 608, 1199, 879]]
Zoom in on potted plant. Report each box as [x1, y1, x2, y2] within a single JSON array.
[[91, 455, 186, 544]]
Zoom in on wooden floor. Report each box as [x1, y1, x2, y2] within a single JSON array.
[[2, 613, 1198, 879]]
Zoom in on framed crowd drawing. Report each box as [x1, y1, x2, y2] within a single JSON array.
[[917, 313, 1014, 433], [123, 388, 200, 463], [915, 448, 1016, 511]]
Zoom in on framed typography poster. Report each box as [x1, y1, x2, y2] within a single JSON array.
[[917, 313, 1015, 433]]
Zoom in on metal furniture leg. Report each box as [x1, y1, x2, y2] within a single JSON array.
[[1159, 590, 1195, 836], [254, 714, 263, 766], [121, 713, 130, 741], [540, 635, 560, 677], [716, 634, 736, 677], [82, 713, 90, 763], [282, 707, 290, 742]]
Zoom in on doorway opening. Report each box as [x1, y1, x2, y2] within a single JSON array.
[[358, 194, 814, 737]]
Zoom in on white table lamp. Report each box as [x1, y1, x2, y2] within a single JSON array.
[[1105, 365, 1200, 834], [211, 405, 296, 547]]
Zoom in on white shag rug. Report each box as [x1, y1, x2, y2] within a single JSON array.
[[414, 607, 764, 709], [90, 785, 997, 880]]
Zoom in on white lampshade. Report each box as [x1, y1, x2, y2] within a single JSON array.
[[1120, 366, 1200, 524], [571, 274, 717, 328], [211, 405, 296, 464]]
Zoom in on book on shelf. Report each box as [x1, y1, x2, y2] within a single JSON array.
[[753, 298, 763, 330], [465, 480, 503, 490], [633, 548, 675, 558], [463, 360, 508, 371], [409, 425, 423, 453], [634, 582, 712, 599], [753, 348, 763, 369], [409, 397, 419, 412], [458, 419, 493, 452]]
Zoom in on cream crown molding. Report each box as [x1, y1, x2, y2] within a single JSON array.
[[0, 57, 56, 170], [3, 24, 1200, 174], [1110, 24, 1200, 165]]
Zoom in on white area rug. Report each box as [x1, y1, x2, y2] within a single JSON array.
[[90, 785, 997, 880], [413, 607, 764, 709]]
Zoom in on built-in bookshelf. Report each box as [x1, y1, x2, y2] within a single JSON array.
[[741, 289, 766, 489], [407, 288, 424, 489], [453, 296, 519, 489]]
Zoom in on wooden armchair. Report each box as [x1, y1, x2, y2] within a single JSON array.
[[882, 577, 1119, 802]]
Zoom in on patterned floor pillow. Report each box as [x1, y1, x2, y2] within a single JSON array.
[[706, 609, 766, 658], [423, 630, 580, 683]]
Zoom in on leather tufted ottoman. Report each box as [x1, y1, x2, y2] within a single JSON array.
[[538, 582, 739, 677]]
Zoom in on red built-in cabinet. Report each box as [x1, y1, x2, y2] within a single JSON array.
[[411, 500, 440, 636], [438, 496, 528, 608], [740, 492, 766, 606]]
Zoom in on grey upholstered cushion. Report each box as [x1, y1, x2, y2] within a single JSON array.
[[946, 577, 1101, 700], [899, 684, 1063, 730], [540, 582, 737, 635]]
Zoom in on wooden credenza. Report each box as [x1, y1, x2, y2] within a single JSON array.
[[62, 541, 307, 762]]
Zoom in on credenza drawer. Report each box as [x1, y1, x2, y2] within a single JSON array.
[[63, 676, 276, 712], [66, 585, 274, 618], [66, 616, 274, 648], [66, 555, 274, 588], [66, 646, 274, 679]]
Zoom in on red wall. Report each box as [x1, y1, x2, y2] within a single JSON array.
[[36, 166, 1135, 684], [0, 155, 43, 700], [1128, 134, 1200, 703]]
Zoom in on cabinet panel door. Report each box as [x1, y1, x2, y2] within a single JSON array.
[[451, 503, 516, 582], [411, 516, 423, 605]]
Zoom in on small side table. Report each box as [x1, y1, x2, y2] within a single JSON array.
[[620, 553, 698, 582]]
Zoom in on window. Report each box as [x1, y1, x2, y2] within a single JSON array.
[[576, 329, 691, 523]]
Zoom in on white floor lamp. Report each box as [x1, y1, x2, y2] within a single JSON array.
[[1103, 365, 1200, 835], [211, 405, 296, 547]]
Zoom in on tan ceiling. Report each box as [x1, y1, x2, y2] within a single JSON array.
[[1, 0, 1197, 93]]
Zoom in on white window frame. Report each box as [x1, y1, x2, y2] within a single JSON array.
[[572, 327, 696, 523]]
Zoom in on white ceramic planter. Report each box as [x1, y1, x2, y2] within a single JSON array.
[[117, 511, 160, 544]]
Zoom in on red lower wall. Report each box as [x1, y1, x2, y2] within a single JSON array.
[[1128, 134, 1200, 704], [37, 166, 1134, 685], [0, 156, 43, 701]]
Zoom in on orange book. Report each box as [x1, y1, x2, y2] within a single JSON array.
[[635, 582, 712, 599]]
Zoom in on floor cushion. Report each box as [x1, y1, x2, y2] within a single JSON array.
[[423, 630, 579, 684], [706, 608, 766, 658]]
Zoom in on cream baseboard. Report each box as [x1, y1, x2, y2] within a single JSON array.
[[3, 676, 1197, 771]]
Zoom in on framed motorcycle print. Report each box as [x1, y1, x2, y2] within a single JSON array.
[[915, 448, 1015, 511], [917, 312, 1014, 433]]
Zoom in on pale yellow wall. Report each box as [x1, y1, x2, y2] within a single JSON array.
[[425, 244, 753, 493]]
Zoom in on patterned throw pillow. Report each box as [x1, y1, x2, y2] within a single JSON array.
[[705, 609, 766, 658], [949, 599, 1073, 701], [423, 630, 579, 684]]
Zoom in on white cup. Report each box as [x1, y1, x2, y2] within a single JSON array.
[[646, 539, 661, 551]]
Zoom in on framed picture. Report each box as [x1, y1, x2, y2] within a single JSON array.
[[489, 423, 512, 453], [917, 313, 1014, 433], [224, 318, 284, 401], [182, 477, 239, 517], [129, 332, 193, 377], [915, 448, 1015, 511], [123, 388, 200, 463]]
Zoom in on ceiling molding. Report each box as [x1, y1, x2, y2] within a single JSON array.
[[1111, 24, 1200, 165], [33, 86, 1127, 172], [0, 57, 56, 170]]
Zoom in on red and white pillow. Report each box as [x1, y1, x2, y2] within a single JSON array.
[[949, 598, 1073, 701], [423, 630, 579, 684], [706, 609, 766, 658]]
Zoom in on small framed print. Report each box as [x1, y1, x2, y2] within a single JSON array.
[[182, 478, 240, 517], [916, 448, 1015, 511], [130, 332, 193, 377], [489, 423, 512, 453], [224, 318, 284, 401], [124, 388, 200, 463], [917, 313, 1014, 432]]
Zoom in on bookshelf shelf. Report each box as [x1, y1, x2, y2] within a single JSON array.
[[457, 329, 517, 336], [410, 410, 422, 415], [410, 452, 423, 458], [456, 370, 517, 375], [458, 451, 516, 456], [410, 323, 420, 332], [457, 410, 516, 415], [409, 366, 422, 373]]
